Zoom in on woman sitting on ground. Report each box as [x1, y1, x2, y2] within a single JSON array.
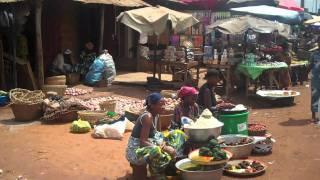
[[171, 86, 200, 129], [126, 93, 176, 180]]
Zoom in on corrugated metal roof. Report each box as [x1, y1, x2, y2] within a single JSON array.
[[73, 0, 150, 7]]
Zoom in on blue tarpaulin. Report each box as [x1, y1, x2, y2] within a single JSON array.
[[230, 5, 303, 25]]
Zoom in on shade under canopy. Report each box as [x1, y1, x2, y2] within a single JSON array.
[[230, 5, 302, 25], [73, 0, 149, 7], [116, 6, 199, 35], [207, 15, 291, 38]]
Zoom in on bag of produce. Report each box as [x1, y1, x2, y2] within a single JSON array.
[[164, 130, 187, 156], [93, 118, 126, 139], [70, 119, 91, 133], [136, 146, 171, 176]]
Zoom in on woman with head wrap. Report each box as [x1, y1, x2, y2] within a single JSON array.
[[171, 86, 200, 129], [126, 93, 176, 180]]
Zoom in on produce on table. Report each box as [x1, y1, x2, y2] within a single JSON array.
[[248, 123, 267, 136], [198, 139, 227, 161], [67, 96, 179, 115], [163, 97, 180, 112], [216, 102, 236, 110], [256, 137, 272, 145], [64, 88, 93, 96], [222, 137, 253, 146], [225, 160, 265, 173]]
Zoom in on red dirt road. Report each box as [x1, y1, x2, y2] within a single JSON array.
[[0, 84, 320, 180]]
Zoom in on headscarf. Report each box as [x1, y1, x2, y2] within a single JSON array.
[[178, 86, 198, 99], [145, 93, 162, 106]]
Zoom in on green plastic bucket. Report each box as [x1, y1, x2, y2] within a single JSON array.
[[218, 111, 249, 135]]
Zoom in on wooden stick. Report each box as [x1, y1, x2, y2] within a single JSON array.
[[35, 0, 44, 88], [99, 5, 105, 53]]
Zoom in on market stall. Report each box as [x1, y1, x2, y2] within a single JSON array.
[[117, 6, 200, 87], [205, 15, 293, 97]]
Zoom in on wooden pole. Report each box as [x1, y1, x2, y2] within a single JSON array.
[[99, 5, 105, 53], [10, 5, 17, 88], [301, 0, 305, 8], [0, 36, 6, 90], [35, 0, 44, 88]]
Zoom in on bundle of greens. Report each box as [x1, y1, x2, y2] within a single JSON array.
[[199, 139, 227, 161], [136, 146, 171, 175], [164, 130, 187, 156]]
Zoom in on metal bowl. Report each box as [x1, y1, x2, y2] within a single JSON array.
[[175, 158, 224, 180], [218, 135, 254, 159], [184, 125, 223, 143]]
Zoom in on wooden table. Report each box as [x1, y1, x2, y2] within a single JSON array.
[[158, 61, 200, 85], [206, 63, 233, 98]]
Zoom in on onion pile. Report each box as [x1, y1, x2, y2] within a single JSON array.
[[65, 88, 93, 96]]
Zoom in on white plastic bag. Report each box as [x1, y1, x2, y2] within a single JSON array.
[[93, 120, 126, 140]]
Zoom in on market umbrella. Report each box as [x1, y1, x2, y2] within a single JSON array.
[[206, 15, 291, 38], [117, 6, 199, 35], [117, 6, 199, 78], [225, 0, 276, 9], [278, 0, 304, 12], [230, 5, 302, 25], [305, 16, 320, 25]]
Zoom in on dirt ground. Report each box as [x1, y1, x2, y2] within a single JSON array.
[[0, 73, 320, 180]]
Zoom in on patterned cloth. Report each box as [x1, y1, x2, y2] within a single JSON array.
[[309, 51, 320, 112], [171, 103, 199, 129]]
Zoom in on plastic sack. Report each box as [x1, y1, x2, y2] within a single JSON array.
[[93, 119, 126, 139], [100, 53, 116, 85], [70, 119, 91, 133], [84, 58, 106, 85]]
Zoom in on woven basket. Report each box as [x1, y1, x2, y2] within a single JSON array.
[[99, 100, 117, 112], [78, 111, 106, 126], [11, 103, 43, 121], [46, 75, 66, 85], [66, 73, 80, 85], [42, 85, 67, 96], [125, 109, 141, 121], [158, 114, 173, 131], [160, 90, 176, 98], [42, 110, 78, 124]]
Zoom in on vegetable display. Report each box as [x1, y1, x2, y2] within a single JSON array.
[[222, 137, 253, 146], [199, 139, 227, 161], [65, 88, 93, 96], [136, 146, 171, 175], [225, 160, 265, 173], [164, 130, 187, 156]]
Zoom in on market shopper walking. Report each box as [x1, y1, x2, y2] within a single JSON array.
[[309, 38, 320, 123], [126, 93, 176, 180]]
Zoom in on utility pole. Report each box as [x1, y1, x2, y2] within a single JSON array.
[[301, 0, 304, 8]]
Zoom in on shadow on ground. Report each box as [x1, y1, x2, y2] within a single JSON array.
[[279, 118, 311, 127]]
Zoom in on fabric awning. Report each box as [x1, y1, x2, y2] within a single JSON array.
[[278, 0, 304, 12], [231, 5, 302, 25], [226, 0, 276, 9], [207, 15, 291, 38], [73, 0, 149, 7], [305, 16, 320, 25], [116, 6, 199, 35]]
